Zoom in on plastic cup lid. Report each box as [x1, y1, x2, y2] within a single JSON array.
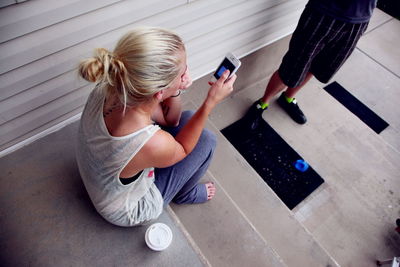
[[145, 223, 173, 251]]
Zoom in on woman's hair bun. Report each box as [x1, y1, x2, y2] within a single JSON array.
[[78, 48, 113, 83]]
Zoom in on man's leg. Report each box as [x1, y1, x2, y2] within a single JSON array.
[[284, 72, 313, 98], [276, 72, 313, 124], [261, 70, 287, 104], [243, 70, 312, 128], [261, 70, 313, 105], [243, 70, 286, 130], [243, 6, 323, 128]]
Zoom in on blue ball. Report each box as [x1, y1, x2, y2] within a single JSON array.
[[294, 159, 309, 172]]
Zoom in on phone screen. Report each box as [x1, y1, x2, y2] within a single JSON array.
[[214, 58, 236, 79]]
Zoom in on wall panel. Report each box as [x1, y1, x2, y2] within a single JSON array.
[[0, 0, 306, 154]]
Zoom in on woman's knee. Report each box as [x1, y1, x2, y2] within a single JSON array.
[[180, 111, 216, 150], [179, 110, 195, 125], [200, 129, 217, 152], [164, 110, 195, 136]]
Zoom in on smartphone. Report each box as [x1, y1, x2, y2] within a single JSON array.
[[211, 52, 241, 82]]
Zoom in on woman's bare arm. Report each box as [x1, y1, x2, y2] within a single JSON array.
[[151, 70, 236, 167], [128, 70, 235, 174]]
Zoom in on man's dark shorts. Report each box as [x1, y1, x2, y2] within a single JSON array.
[[278, 6, 369, 88]]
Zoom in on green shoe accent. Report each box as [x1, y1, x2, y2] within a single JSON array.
[[258, 100, 269, 109], [284, 95, 294, 103]]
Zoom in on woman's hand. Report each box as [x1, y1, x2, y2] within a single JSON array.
[[205, 70, 236, 109]]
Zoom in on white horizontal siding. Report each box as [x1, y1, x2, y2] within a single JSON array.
[[0, 0, 124, 43], [0, 85, 89, 147], [187, 0, 306, 78], [0, 0, 306, 154], [0, 0, 28, 9], [0, 0, 234, 100], [0, 0, 185, 74]]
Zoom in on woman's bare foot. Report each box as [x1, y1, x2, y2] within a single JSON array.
[[205, 182, 216, 200]]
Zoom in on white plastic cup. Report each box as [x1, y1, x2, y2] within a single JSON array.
[[145, 223, 173, 251]]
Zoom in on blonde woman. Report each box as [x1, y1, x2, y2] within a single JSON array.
[[76, 27, 236, 227]]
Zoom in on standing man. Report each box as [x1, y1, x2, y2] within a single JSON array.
[[245, 0, 377, 129]]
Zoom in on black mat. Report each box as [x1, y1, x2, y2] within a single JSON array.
[[221, 119, 324, 210], [378, 0, 400, 20], [324, 82, 389, 134]]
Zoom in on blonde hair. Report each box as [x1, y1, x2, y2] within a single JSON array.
[[78, 27, 184, 108]]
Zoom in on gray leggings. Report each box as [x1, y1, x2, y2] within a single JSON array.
[[154, 110, 216, 205]]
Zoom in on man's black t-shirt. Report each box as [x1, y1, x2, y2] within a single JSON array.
[[307, 0, 377, 23]]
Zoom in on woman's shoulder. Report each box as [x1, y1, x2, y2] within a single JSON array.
[[146, 128, 174, 151], [140, 129, 180, 168]]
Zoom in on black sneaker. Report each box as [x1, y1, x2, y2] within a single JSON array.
[[277, 93, 307, 124], [242, 100, 266, 130]]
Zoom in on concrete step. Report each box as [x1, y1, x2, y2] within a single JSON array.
[[168, 37, 339, 266], [170, 98, 338, 266], [169, 170, 286, 267], [174, 22, 400, 265]]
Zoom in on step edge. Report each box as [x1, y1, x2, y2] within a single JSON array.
[[166, 205, 212, 267]]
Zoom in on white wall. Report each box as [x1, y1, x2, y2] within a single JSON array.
[[0, 0, 306, 155]]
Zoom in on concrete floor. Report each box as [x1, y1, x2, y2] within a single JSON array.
[[0, 8, 399, 267], [0, 122, 205, 267]]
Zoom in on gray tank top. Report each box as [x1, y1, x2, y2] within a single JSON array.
[[76, 85, 163, 226]]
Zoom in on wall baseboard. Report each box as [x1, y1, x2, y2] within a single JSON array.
[[0, 113, 81, 158]]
